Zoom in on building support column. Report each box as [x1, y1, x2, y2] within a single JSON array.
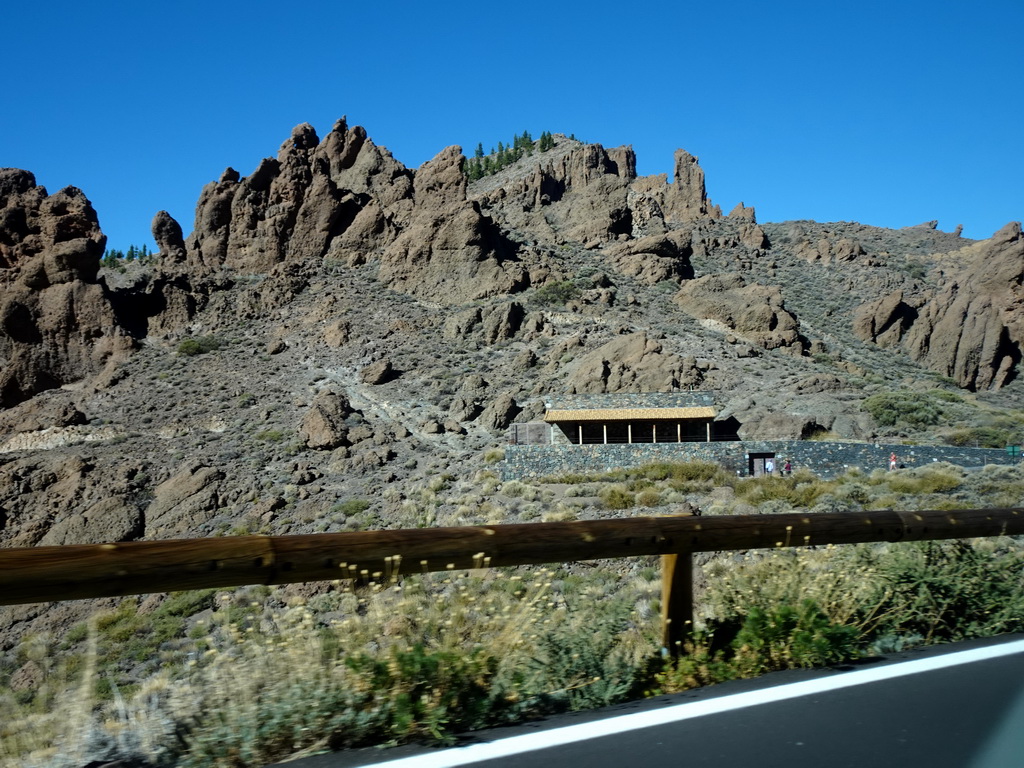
[[653, 424, 657, 443], [628, 424, 632, 444], [706, 421, 711, 442], [578, 425, 583, 445], [677, 423, 681, 443], [603, 424, 607, 445]]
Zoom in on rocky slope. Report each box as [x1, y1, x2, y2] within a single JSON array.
[[0, 118, 1022, 654]]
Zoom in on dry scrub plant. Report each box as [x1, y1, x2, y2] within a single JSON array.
[[6, 460, 1024, 766], [1, 565, 660, 768]]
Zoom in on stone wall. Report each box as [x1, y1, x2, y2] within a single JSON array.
[[501, 440, 1014, 480], [545, 392, 716, 410]]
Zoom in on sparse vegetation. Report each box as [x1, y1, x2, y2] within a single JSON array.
[[464, 130, 555, 180], [863, 390, 945, 429], [254, 429, 286, 443], [330, 499, 371, 516], [532, 280, 581, 307], [7, 525, 1024, 766], [10, 150, 1024, 768], [177, 336, 222, 356]]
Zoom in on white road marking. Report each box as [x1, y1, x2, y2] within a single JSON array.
[[360, 638, 1024, 767]]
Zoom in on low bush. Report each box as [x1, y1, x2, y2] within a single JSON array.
[[532, 280, 581, 306], [942, 426, 1014, 448], [730, 599, 860, 676], [862, 390, 944, 429], [635, 489, 661, 507], [177, 336, 221, 356], [331, 499, 371, 517], [483, 448, 505, 464], [599, 484, 634, 510], [866, 540, 1024, 644]]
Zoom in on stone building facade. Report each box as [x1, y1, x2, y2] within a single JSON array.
[[502, 392, 1016, 480]]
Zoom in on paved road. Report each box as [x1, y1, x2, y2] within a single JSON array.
[[275, 634, 1024, 768]]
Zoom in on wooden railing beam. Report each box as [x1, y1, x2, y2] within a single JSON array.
[[1, 508, 1023, 606]]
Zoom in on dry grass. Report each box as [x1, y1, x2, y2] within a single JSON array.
[[1, 565, 660, 768]]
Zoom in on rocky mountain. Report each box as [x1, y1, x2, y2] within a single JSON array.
[[0, 117, 1022, 653]]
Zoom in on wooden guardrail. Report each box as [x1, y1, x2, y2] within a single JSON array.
[[2, 507, 1023, 653]]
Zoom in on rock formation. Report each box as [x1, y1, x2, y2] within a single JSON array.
[[473, 140, 721, 250], [853, 290, 919, 348], [565, 332, 705, 393], [853, 222, 1024, 389], [0, 169, 132, 406], [376, 145, 529, 302], [601, 231, 695, 285], [902, 222, 1024, 389], [674, 273, 806, 353], [5, 112, 1024, 690]]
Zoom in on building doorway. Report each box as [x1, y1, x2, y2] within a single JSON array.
[[748, 452, 777, 477]]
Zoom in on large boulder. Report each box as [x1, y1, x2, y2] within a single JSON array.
[[674, 273, 806, 353], [853, 290, 918, 348], [300, 391, 353, 449], [565, 332, 704, 393], [145, 464, 225, 535], [602, 231, 695, 285]]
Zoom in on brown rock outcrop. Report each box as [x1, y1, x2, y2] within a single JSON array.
[[853, 290, 918, 348], [152, 210, 186, 263], [180, 121, 529, 305], [479, 392, 521, 431], [377, 146, 528, 302], [300, 391, 353, 449], [674, 274, 806, 353], [0, 169, 133, 406], [474, 141, 637, 246], [360, 359, 397, 385], [442, 302, 527, 343], [602, 231, 695, 285], [565, 332, 704, 393], [899, 222, 1024, 389], [183, 118, 412, 274], [39, 497, 143, 546], [145, 464, 225, 535]]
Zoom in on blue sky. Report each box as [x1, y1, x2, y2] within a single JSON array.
[[3, 1, 1021, 251]]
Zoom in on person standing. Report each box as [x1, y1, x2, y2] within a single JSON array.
[[784, 459, 792, 476], [889, 452, 898, 471], [765, 458, 775, 476]]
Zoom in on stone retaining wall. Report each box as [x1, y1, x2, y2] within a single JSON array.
[[545, 392, 717, 410], [501, 440, 1015, 480]]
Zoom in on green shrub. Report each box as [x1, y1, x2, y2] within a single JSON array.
[[731, 599, 860, 676], [737, 473, 831, 508], [331, 499, 371, 516], [862, 391, 944, 429], [533, 281, 581, 306], [599, 484, 634, 510], [886, 466, 962, 495], [866, 540, 1024, 644], [635, 489, 661, 507], [942, 427, 1014, 448], [483, 448, 505, 464], [177, 336, 222, 356]]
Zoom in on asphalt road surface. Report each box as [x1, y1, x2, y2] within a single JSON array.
[[275, 634, 1024, 768]]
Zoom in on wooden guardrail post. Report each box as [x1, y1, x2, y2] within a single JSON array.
[[661, 551, 693, 657]]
